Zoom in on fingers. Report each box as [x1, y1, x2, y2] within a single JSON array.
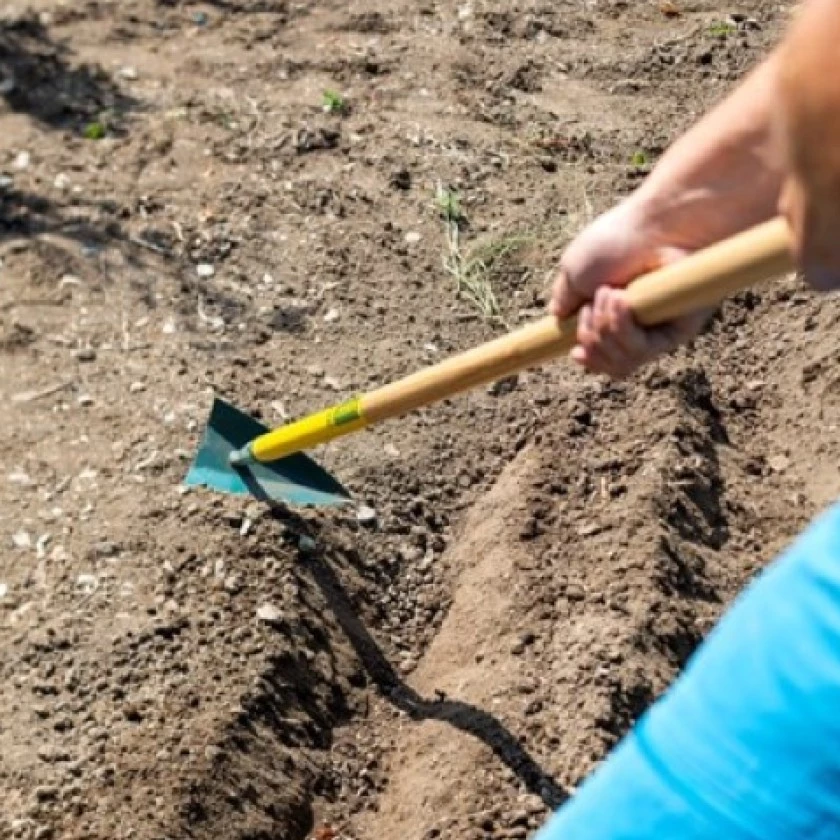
[[571, 288, 707, 379], [573, 290, 647, 379], [549, 197, 656, 318], [546, 196, 704, 378], [549, 268, 586, 319]]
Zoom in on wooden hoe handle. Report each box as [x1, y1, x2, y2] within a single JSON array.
[[245, 218, 794, 464]]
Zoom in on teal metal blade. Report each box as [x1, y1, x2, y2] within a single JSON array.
[[184, 398, 352, 506]]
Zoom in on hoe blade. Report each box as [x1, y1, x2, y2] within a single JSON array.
[[185, 398, 352, 507]]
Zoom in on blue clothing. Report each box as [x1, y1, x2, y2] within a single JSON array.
[[536, 502, 840, 839]]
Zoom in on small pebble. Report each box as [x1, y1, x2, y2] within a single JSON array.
[[129, 381, 146, 393], [256, 603, 284, 625], [76, 574, 98, 594], [92, 540, 119, 558], [196, 263, 215, 278], [566, 583, 586, 602], [54, 173, 70, 190], [400, 657, 418, 674], [323, 376, 342, 391], [118, 66, 139, 80], [0, 582, 8, 599], [356, 505, 378, 526], [768, 454, 790, 473], [404, 231, 422, 244], [323, 307, 340, 323], [75, 348, 96, 362], [384, 443, 400, 458], [12, 531, 31, 550], [577, 523, 602, 537], [77, 394, 94, 407], [13, 151, 30, 170], [36, 745, 71, 763], [298, 534, 317, 554], [8, 470, 32, 486], [36, 534, 50, 558]]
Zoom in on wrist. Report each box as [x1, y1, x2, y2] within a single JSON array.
[[629, 165, 779, 251]]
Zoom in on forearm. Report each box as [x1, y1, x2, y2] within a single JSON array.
[[779, 0, 840, 185], [633, 50, 785, 245]]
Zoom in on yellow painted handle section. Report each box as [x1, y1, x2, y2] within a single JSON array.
[[251, 397, 368, 462], [249, 217, 793, 463]]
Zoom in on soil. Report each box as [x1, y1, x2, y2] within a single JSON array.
[[1, 1, 837, 839]]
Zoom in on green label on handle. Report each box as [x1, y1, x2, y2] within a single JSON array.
[[252, 397, 368, 462], [331, 397, 363, 427]]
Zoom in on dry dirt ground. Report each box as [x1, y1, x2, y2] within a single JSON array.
[[2, 1, 838, 839]]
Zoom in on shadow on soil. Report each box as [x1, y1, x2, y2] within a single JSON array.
[[299, 538, 568, 811], [0, 15, 138, 130], [157, 0, 294, 15], [0, 16, 158, 267]]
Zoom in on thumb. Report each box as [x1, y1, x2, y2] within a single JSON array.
[[549, 268, 587, 319]]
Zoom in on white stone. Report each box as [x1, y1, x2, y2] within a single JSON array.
[[12, 531, 31, 549], [257, 603, 283, 624], [356, 505, 377, 526]]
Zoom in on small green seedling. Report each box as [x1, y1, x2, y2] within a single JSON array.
[[83, 121, 107, 140], [322, 89, 346, 114], [708, 19, 736, 37], [630, 150, 649, 169], [435, 185, 463, 224]]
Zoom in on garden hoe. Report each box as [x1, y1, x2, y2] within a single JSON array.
[[185, 218, 794, 507]]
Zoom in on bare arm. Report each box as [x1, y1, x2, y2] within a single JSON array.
[[550, 0, 840, 379], [549, 51, 785, 377], [778, 0, 840, 287], [635, 50, 785, 248]]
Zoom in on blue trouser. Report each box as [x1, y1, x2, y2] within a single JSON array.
[[536, 502, 840, 839]]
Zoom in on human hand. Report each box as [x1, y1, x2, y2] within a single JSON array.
[[549, 193, 713, 379]]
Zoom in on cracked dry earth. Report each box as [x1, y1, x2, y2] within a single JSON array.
[[2, 1, 838, 839]]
